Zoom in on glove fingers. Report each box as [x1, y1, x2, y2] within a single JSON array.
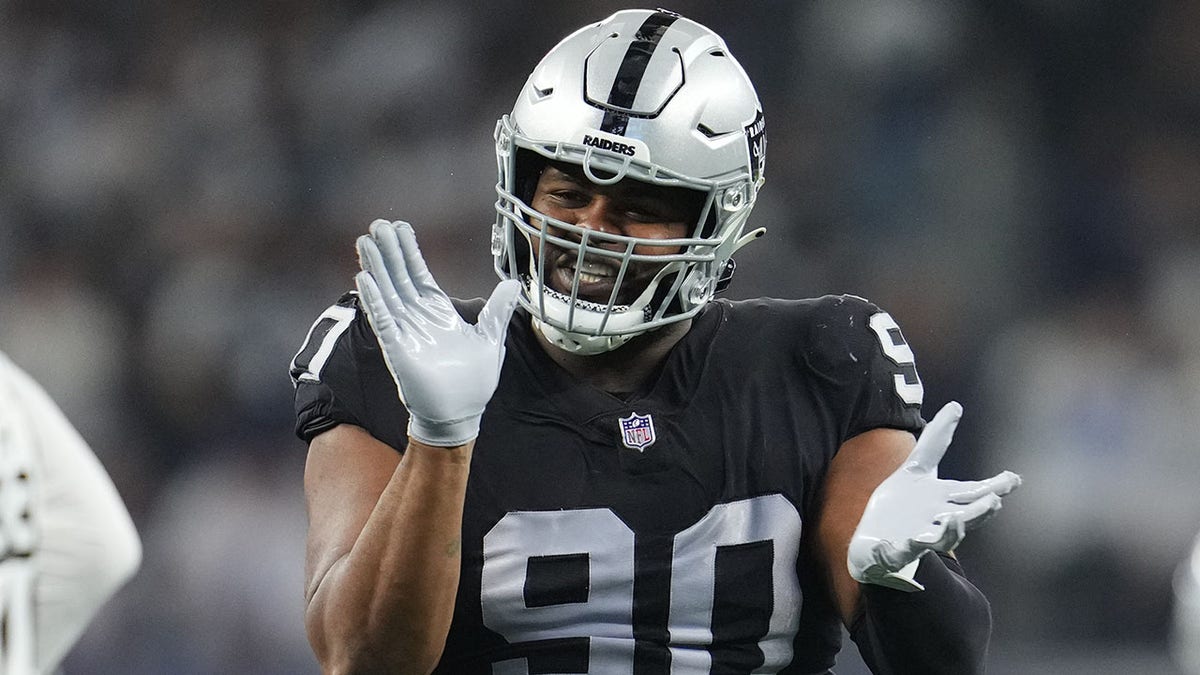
[[392, 221, 447, 299], [874, 538, 919, 571], [960, 493, 1004, 530], [918, 492, 1003, 549], [907, 401, 962, 472], [948, 470, 1023, 503], [355, 271, 395, 340], [991, 470, 1022, 496], [963, 503, 1001, 531], [913, 513, 966, 552], [358, 228, 413, 318], [476, 279, 522, 344], [356, 271, 412, 403], [356, 264, 428, 341], [385, 221, 461, 327]]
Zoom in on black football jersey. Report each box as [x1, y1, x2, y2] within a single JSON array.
[[291, 293, 925, 675]]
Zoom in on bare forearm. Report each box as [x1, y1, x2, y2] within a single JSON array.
[[307, 438, 472, 674]]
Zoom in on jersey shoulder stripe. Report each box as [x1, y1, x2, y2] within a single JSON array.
[[290, 292, 359, 386]]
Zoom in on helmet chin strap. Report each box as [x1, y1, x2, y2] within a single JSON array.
[[532, 317, 640, 355]]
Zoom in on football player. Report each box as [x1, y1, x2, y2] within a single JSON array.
[[0, 350, 142, 674], [292, 9, 1021, 674]]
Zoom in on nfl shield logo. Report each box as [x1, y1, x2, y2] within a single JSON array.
[[618, 412, 656, 452]]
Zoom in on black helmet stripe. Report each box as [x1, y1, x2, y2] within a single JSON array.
[[599, 11, 680, 136]]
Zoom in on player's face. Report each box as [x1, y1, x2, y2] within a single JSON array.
[[529, 164, 703, 305]]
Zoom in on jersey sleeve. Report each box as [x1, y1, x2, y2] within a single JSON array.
[[289, 291, 409, 450], [799, 294, 925, 443]]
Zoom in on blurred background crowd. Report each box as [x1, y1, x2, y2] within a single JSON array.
[[1, 1, 1198, 673]]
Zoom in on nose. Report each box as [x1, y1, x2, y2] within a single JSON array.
[[571, 197, 624, 249]]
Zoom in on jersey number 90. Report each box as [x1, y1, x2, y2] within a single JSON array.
[[481, 494, 802, 674]]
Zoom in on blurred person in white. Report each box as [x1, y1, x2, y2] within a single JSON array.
[[1160, 249, 1200, 674], [0, 349, 141, 674], [292, 9, 1021, 674], [1176, 530, 1200, 674]]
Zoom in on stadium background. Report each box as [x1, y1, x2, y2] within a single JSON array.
[[2, 1, 1198, 672]]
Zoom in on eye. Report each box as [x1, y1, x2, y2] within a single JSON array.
[[549, 189, 589, 208], [624, 209, 659, 223], [627, 202, 680, 224], [618, 199, 660, 221]]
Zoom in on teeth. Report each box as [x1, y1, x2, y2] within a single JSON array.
[[576, 271, 608, 284], [577, 261, 614, 276], [562, 259, 616, 285]]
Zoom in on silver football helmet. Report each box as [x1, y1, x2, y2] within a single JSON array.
[[493, 9, 766, 354]]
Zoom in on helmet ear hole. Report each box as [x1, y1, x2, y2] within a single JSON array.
[[714, 258, 736, 293]]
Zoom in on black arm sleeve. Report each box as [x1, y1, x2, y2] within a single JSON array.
[[848, 553, 992, 675]]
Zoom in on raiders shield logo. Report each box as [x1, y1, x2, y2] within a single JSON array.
[[618, 412, 657, 451]]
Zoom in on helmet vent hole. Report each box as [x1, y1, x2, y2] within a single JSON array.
[[696, 123, 721, 138], [534, 86, 554, 100], [709, 50, 726, 57]]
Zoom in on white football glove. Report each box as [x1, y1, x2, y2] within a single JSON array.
[[355, 220, 521, 447], [848, 401, 1021, 591]]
